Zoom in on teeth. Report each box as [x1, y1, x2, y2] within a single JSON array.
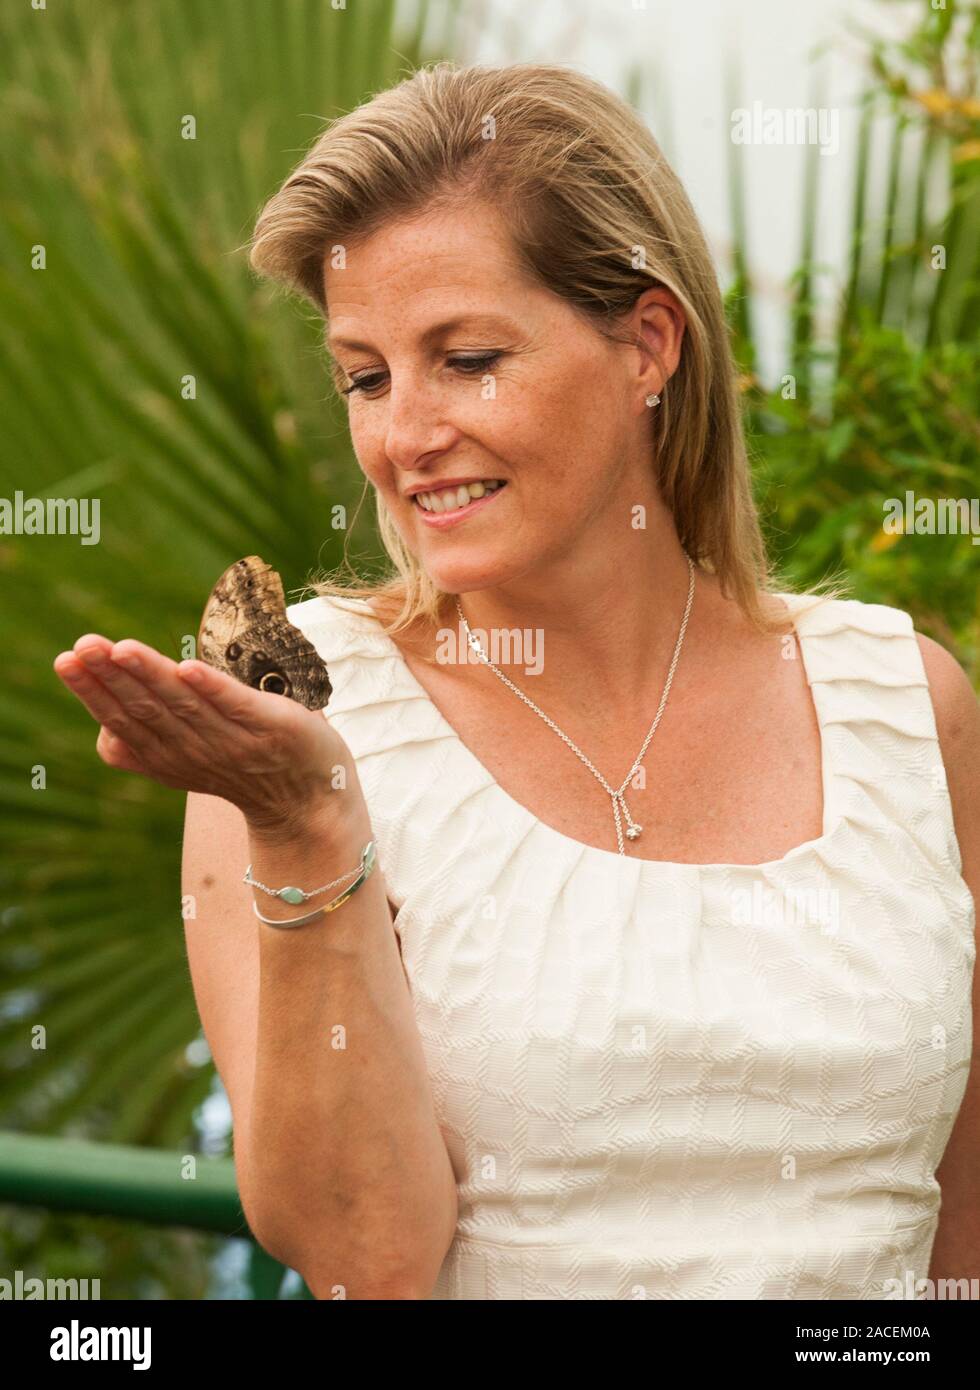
[[415, 480, 503, 512]]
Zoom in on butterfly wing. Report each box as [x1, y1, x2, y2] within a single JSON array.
[[197, 556, 332, 711]]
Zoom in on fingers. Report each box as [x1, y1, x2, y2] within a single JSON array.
[[94, 724, 197, 788], [95, 636, 284, 736], [174, 657, 294, 735], [53, 637, 216, 758], [79, 642, 173, 731], [109, 641, 219, 722], [53, 634, 296, 756], [54, 648, 136, 733], [98, 642, 225, 749], [52, 652, 156, 772], [95, 725, 149, 775]]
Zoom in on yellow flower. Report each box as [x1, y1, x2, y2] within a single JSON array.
[[870, 528, 903, 553], [913, 89, 955, 117]]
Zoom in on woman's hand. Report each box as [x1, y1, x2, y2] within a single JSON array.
[[52, 633, 357, 837]]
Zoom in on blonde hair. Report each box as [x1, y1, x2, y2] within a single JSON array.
[[248, 60, 841, 649]]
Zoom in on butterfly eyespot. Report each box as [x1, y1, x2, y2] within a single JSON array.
[[259, 671, 291, 697], [226, 642, 242, 662]]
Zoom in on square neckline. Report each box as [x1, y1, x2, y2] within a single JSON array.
[[348, 591, 842, 873]]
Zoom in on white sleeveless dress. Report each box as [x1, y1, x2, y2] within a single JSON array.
[[285, 589, 976, 1300]]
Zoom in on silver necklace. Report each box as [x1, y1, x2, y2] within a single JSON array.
[[453, 553, 696, 856]]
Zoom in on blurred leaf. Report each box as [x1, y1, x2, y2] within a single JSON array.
[[0, 0, 456, 1146]]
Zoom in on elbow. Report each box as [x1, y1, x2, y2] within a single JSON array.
[[287, 1238, 439, 1300], [302, 1263, 430, 1300], [295, 1211, 456, 1300], [244, 1152, 459, 1301], [258, 1185, 458, 1302]]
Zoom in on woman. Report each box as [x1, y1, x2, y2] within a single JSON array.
[[53, 62, 978, 1301]]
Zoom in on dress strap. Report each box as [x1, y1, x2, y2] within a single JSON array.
[[790, 594, 963, 877]]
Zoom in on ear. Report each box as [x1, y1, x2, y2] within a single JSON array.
[[626, 285, 687, 405]]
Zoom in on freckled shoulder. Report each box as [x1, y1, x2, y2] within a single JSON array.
[[921, 628, 980, 1253], [915, 631, 980, 893], [915, 632, 980, 769]]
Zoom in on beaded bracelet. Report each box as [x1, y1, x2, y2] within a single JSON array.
[[245, 853, 360, 905], [248, 841, 377, 929]]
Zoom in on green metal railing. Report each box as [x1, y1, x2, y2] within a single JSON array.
[[0, 1130, 313, 1298]]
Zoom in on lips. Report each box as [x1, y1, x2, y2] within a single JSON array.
[[413, 480, 508, 528], [409, 479, 505, 506]]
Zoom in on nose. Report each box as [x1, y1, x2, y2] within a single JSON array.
[[383, 371, 458, 473]]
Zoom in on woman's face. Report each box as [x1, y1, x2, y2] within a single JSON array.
[[323, 199, 675, 599]]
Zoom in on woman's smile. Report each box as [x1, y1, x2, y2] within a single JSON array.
[[412, 479, 508, 529]]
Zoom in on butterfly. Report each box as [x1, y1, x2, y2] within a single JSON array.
[[197, 556, 332, 710]]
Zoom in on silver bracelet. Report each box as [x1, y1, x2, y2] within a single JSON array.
[[250, 841, 377, 929], [244, 852, 360, 904]]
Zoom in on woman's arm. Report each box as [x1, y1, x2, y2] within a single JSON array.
[[917, 635, 980, 1290], [54, 631, 458, 1300], [183, 785, 458, 1300]]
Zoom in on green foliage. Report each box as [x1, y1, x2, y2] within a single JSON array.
[[751, 320, 979, 676], [735, 0, 980, 678], [0, 0, 456, 1296], [0, 1203, 224, 1299], [0, 0, 455, 1141]]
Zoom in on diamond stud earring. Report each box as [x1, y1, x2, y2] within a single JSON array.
[[645, 393, 661, 407]]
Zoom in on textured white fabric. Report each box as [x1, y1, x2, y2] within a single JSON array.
[[286, 589, 976, 1300]]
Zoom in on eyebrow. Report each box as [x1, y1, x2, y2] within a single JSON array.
[[326, 312, 519, 354]]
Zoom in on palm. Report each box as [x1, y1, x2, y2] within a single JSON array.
[[0, 0, 453, 1151]]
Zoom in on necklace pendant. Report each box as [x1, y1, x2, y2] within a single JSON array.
[[625, 825, 642, 841]]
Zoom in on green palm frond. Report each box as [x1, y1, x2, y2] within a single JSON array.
[[0, 0, 459, 1144], [728, 1, 980, 674]]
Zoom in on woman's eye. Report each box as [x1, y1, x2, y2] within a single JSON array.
[[340, 373, 385, 396], [341, 353, 502, 397], [450, 352, 502, 375]]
